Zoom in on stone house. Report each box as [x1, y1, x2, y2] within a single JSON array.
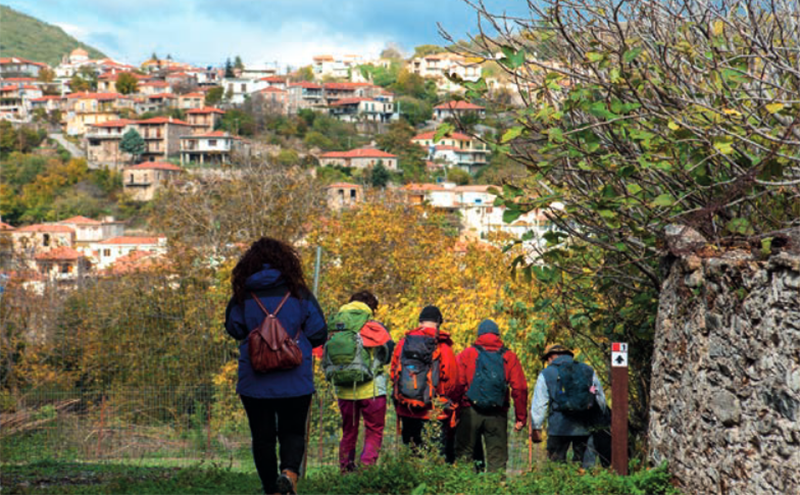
[[286, 82, 324, 114], [186, 107, 225, 134], [257, 87, 289, 114], [136, 116, 192, 161], [34, 246, 91, 282], [326, 182, 363, 210], [85, 118, 137, 168], [57, 216, 125, 246], [122, 161, 183, 201], [11, 224, 76, 267], [178, 92, 205, 110]]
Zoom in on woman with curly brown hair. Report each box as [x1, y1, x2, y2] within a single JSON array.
[[225, 237, 327, 494]]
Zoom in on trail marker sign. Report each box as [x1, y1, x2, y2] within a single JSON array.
[[611, 342, 629, 475]]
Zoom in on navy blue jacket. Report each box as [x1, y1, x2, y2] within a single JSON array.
[[224, 264, 327, 399]]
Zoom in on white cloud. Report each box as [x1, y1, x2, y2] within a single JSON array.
[[54, 22, 89, 39]]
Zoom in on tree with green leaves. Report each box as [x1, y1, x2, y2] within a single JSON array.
[[413, 44, 443, 57], [120, 128, 145, 163], [115, 72, 138, 95], [370, 161, 391, 188], [453, 0, 800, 449], [224, 58, 235, 78], [397, 96, 432, 126], [375, 121, 428, 182], [205, 86, 224, 106], [294, 66, 315, 82], [233, 55, 244, 70]]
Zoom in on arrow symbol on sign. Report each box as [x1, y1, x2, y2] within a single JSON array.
[[615, 355, 625, 365]]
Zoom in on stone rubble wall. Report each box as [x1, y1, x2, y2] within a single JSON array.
[[649, 250, 800, 494]]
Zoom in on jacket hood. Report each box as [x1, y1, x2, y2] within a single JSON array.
[[411, 325, 454, 346], [244, 264, 284, 290], [475, 333, 504, 351], [361, 320, 391, 347], [339, 301, 372, 316]]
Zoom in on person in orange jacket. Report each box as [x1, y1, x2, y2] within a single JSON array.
[[455, 319, 528, 472], [390, 305, 459, 462]]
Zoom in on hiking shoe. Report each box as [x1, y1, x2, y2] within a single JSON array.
[[276, 469, 298, 494]]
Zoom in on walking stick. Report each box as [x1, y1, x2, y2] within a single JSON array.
[[301, 247, 323, 478], [528, 419, 533, 470]]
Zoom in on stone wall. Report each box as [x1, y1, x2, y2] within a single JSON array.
[[649, 249, 800, 494]]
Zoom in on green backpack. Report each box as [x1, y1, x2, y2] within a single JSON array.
[[322, 306, 374, 386]]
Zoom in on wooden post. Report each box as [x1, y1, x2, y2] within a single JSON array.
[[206, 404, 212, 456], [96, 395, 105, 459], [611, 343, 629, 475]]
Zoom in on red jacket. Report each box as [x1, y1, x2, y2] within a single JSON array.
[[390, 325, 459, 420], [456, 334, 528, 424]]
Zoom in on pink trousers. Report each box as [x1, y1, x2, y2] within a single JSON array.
[[337, 396, 387, 471]]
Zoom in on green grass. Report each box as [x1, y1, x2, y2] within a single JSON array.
[[1, 455, 678, 495]]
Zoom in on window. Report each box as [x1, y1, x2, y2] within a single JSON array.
[[43, 234, 50, 247], [208, 139, 217, 146], [103, 249, 110, 257], [129, 173, 134, 184], [350, 189, 357, 199], [241, 83, 246, 92], [61, 263, 72, 274]]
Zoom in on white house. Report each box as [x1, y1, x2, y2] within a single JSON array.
[[92, 235, 168, 269], [180, 130, 246, 165], [409, 53, 482, 92], [58, 216, 125, 246], [328, 98, 397, 123], [433, 100, 486, 121], [411, 131, 490, 174], [318, 148, 398, 170]]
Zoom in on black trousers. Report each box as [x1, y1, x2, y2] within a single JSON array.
[[241, 394, 311, 493], [546, 435, 590, 464], [400, 416, 455, 464]]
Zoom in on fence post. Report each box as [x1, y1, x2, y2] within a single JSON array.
[[206, 403, 212, 456]]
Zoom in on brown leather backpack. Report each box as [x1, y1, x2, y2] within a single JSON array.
[[247, 292, 303, 373]]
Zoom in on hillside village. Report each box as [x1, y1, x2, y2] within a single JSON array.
[[0, 46, 558, 289]]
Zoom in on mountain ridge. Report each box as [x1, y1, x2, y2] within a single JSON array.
[[0, 4, 106, 66]]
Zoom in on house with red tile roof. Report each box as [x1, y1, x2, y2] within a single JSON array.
[[186, 107, 225, 134], [411, 131, 490, 174], [136, 116, 193, 161], [122, 161, 184, 201], [64, 92, 134, 135], [286, 81, 324, 114], [0, 57, 48, 78], [0, 84, 43, 117], [58, 216, 125, 245], [93, 235, 168, 269], [97, 71, 150, 92], [178, 92, 205, 110], [85, 119, 138, 167], [180, 130, 248, 165], [318, 148, 398, 170], [257, 86, 289, 115], [10, 224, 76, 267], [29, 95, 65, 113], [433, 100, 485, 121], [34, 246, 91, 281], [326, 182, 363, 210], [331, 96, 397, 123]]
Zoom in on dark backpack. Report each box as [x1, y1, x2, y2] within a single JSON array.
[[466, 345, 508, 410], [552, 361, 595, 415], [394, 334, 439, 409], [322, 306, 373, 385], [247, 292, 303, 373]]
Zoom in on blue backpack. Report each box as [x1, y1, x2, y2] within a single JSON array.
[[552, 361, 595, 415], [466, 345, 508, 410]]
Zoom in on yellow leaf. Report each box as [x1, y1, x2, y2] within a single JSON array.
[[712, 20, 724, 37], [722, 108, 740, 116], [668, 121, 679, 131], [765, 103, 784, 114]]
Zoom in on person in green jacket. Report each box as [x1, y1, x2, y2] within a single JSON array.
[[332, 291, 394, 472]]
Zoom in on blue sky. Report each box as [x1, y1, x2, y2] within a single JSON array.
[[6, 0, 525, 68]]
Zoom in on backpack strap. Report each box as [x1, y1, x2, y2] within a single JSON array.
[[250, 291, 291, 317]]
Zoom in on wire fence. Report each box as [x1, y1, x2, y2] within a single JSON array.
[[0, 263, 538, 472]]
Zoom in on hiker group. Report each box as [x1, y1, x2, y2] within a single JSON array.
[[225, 237, 610, 495]]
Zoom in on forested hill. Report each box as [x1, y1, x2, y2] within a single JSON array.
[[0, 5, 105, 66]]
